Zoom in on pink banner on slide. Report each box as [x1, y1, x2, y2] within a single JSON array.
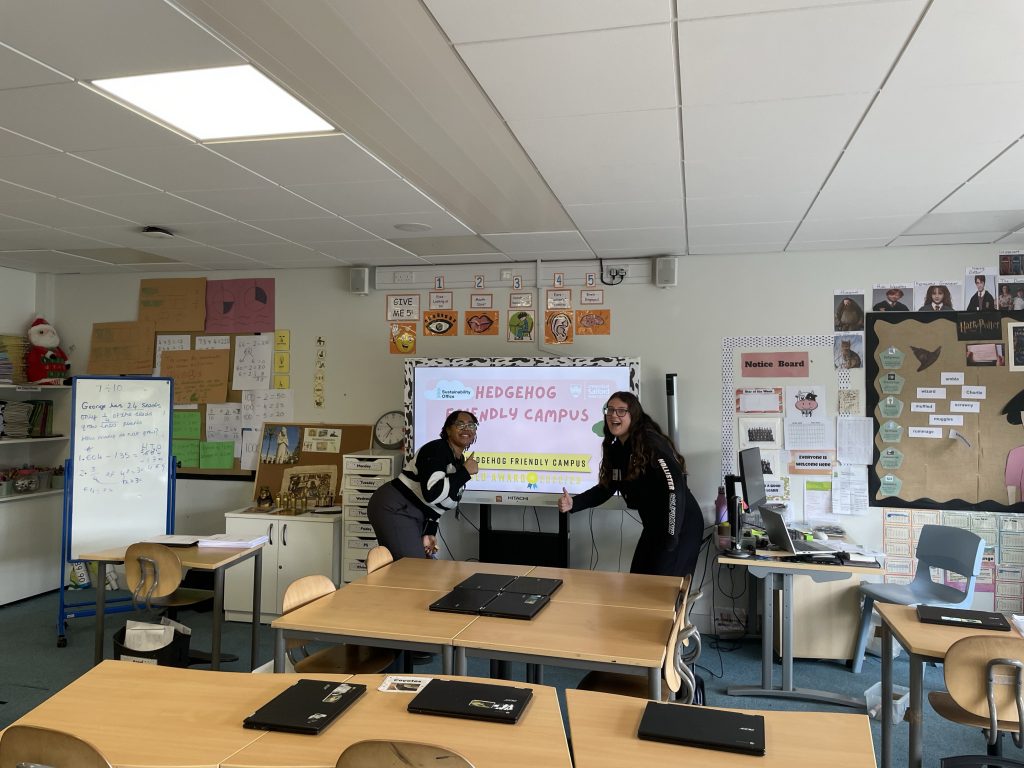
[[740, 352, 809, 377]]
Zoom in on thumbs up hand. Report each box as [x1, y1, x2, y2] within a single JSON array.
[[557, 487, 573, 514]]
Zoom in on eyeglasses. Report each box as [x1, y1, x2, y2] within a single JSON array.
[[453, 421, 478, 431], [603, 406, 629, 417]]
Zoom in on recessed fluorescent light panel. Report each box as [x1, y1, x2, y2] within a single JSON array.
[[92, 65, 333, 141]]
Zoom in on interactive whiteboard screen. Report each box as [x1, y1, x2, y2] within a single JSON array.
[[69, 376, 173, 559], [405, 357, 639, 506]]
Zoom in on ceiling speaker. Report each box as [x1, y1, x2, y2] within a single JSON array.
[[349, 267, 370, 295], [653, 256, 677, 288]]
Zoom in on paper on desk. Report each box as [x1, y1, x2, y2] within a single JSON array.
[[1013, 615, 1024, 635], [378, 676, 431, 693], [197, 533, 269, 548], [142, 534, 200, 546]]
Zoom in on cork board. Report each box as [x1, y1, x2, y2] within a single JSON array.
[[251, 422, 372, 501], [867, 311, 1024, 511]]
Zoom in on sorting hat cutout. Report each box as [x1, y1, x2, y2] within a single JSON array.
[[910, 345, 941, 372]]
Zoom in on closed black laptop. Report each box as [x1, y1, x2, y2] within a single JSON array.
[[638, 701, 766, 756], [454, 573, 517, 591], [243, 679, 366, 735], [429, 587, 500, 615], [480, 590, 550, 620], [408, 679, 533, 724], [503, 576, 563, 596], [917, 605, 1011, 631]]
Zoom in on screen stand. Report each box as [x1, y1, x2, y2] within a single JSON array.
[[478, 504, 569, 567]]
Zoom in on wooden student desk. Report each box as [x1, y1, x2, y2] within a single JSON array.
[[79, 542, 264, 670], [272, 583, 478, 674], [527, 565, 683, 611], [876, 603, 1024, 768], [565, 688, 876, 768], [8, 662, 572, 768], [719, 553, 879, 708], [359, 557, 534, 591]]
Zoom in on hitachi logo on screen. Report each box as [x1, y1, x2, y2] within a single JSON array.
[[496, 494, 530, 502], [587, 384, 612, 397]]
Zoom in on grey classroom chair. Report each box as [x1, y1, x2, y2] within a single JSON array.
[[850, 524, 985, 673]]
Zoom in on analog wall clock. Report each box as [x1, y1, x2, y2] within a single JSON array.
[[373, 410, 406, 450]]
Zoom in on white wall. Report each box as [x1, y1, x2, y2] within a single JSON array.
[[35, 243, 1001, 620], [0, 266, 36, 331]]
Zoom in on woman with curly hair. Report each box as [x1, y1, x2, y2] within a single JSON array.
[[557, 391, 704, 576]]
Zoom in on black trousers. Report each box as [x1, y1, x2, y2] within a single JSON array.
[[366, 483, 428, 560]]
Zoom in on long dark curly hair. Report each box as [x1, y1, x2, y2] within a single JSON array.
[[597, 391, 686, 485]]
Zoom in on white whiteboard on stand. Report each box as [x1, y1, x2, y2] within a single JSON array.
[[68, 376, 173, 559]]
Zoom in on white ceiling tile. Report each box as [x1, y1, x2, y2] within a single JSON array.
[[0, 83, 188, 151], [425, 252, 520, 264], [121, 242, 253, 263], [501, 250, 593, 262], [243, 254, 342, 268], [0, 127, 59, 158], [484, 231, 590, 253], [688, 221, 797, 247], [211, 134, 398, 186], [935, 140, 1024, 213], [808, 184, 946, 220], [679, 0, 898, 20], [0, 214, 41, 231], [177, 187, 329, 221], [543, 160, 683, 206], [791, 216, 919, 242], [0, 45, 69, 89], [825, 141, 1005, 190], [315, 240, 418, 262], [890, 232, 1005, 246], [687, 194, 811, 227], [222, 242, 320, 262], [0, 153, 155, 197], [0, 197, 130, 228], [688, 242, 787, 255], [996, 230, 1024, 245], [287, 180, 443, 217], [786, 237, 893, 252], [245, 217, 375, 243], [165, 221, 286, 246], [584, 227, 685, 253], [0, 250, 122, 273], [424, 0, 670, 43], [75, 145, 271, 192], [345, 211, 474, 239], [567, 200, 684, 230], [0, 228, 114, 250], [0, 0, 243, 80], [122, 262, 210, 273], [457, 25, 676, 120], [682, 95, 868, 160], [68, 192, 231, 225], [907, 211, 1024, 236], [885, 0, 1024, 90], [678, 1, 924, 105], [685, 153, 829, 199]]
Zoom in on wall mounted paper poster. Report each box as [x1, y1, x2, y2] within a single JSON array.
[[580, 289, 604, 305], [507, 310, 535, 342], [737, 416, 782, 450], [274, 330, 290, 350], [470, 294, 492, 309], [1010, 323, 1024, 371], [834, 334, 864, 370], [232, 335, 273, 390], [87, 320, 156, 374], [465, 311, 498, 336], [510, 292, 532, 308], [154, 334, 190, 375], [871, 284, 913, 312], [389, 323, 417, 354], [161, 349, 229, 405], [205, 278, 275, 333], [138, 277, 206, 331], [575, 309, 610, 336], [965, 267, 998, 311], [429, 291, 453, 310], [546, 289, 571, 310], [386, 294, 420, 321], [999, 251, 1024, 276], [195, 335, 230, 350], [914, 281, 962, 311], [545, 311, 574, 344], [735, 388, 783, 413], [833, 290, 865, 332], [423, 311, 458, 337]]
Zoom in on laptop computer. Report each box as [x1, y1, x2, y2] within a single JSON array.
[[479, 590, 550, 620], [454, 573, 517, 591], [429, 588, 500, 615], [408, 679, 533, 724], [917, 605, 1011, 631], [638, 701, 765, 755], [243, 679, 366, 735], [760, 507, 833, 555], [503, 576, 563, 596]]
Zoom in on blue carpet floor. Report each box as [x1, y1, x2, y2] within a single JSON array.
[[0, 587, 993, 766]]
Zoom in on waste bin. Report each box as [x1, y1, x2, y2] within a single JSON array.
[[864, 681, 910, 725], [112, 625, 190, 666]]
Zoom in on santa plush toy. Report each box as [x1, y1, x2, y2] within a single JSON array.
[[25, 318, 70, 385]]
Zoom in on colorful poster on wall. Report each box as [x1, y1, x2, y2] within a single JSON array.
[[545, 311, 574, 344], [389, 323, 417, 354], [205, 278, 275, 333], [138, 277, 206, 331], [423, 310, 458, 337], [507, 310, 535, 342], [465, 311, 498, 336], [575, 309, 610, 336]]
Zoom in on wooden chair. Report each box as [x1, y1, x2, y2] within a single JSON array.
[[577, 576, 703, 703], [928, 635, 1024, 768], [336, 740, 474, 767], [0, 724, 112, 768], [283, 575, 395, 674], [123, 542, 235, 665], [365, 545, 393, 575]]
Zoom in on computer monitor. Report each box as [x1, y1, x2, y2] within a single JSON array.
[[738, 447, 766, 509]]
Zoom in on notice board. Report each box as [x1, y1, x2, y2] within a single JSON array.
[[867, 311, 1024, 512]]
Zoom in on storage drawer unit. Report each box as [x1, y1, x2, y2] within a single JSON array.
[[340, 451, 401, 582]]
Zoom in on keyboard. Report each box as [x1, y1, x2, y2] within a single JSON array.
[[795, 539, 833, 552]]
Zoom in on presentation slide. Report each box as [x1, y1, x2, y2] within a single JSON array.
[[408, 358, 637, 505]]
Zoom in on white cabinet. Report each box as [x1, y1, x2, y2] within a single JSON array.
[[0, 384, 70, 605], [341, 452, 400, 581], [223, 510, 342, 623]]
